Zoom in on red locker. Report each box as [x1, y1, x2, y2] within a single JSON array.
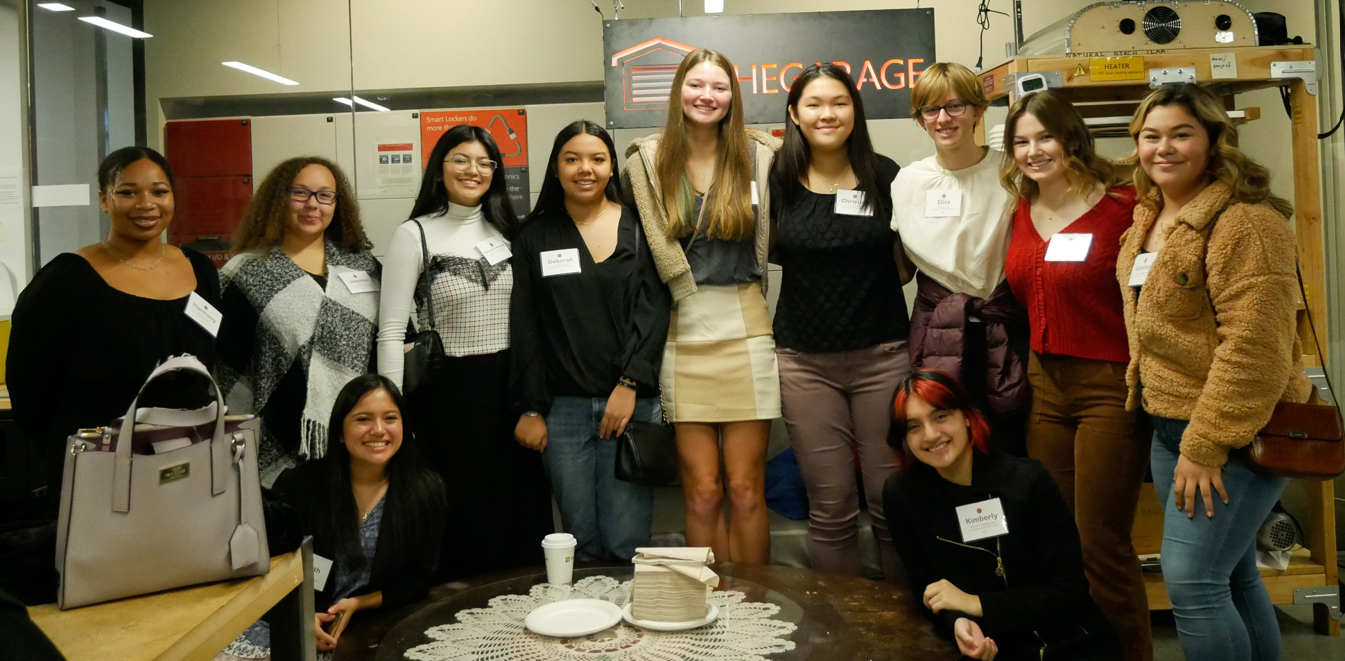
[[164, 119, 254, 266], [164, 119, 252, 177]]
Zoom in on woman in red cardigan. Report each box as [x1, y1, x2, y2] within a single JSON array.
[[999, 90, 1151, 661]]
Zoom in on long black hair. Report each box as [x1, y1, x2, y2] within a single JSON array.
[[316, 374, 447, 576], [772, 64, 889, 218], [409, 124, 519, 239], [524, 120, 621, 224]]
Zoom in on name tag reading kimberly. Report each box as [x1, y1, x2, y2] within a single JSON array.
[[312, 553, 334, 592], [834, 189, 873, 217], [184, 291, 222, 337], [1043, 233, 1093, 262], [925, 190, 962, 218], [338, 271, 378, 294], [956, 497, 1010, 542], [1128, 252, 1158, 287], [476, 238, 512, 266], [541, 249, 582, 277]]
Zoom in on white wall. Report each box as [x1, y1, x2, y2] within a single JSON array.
[[0, 0, 31, 301]]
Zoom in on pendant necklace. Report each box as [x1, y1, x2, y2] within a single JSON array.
[[103, 239, 166, 272]]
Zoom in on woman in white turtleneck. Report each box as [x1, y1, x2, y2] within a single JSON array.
[[377, 124, 552, 582]]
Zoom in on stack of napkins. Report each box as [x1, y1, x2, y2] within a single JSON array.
[[630, 547, 718, 621]]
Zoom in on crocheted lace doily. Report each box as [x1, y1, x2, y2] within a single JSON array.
[[405, 575, 797, 661]]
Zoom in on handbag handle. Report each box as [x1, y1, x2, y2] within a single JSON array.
[[411, 219, 436, 332], [112, 355, 227, 514], [1295, 261, 1342, 419]]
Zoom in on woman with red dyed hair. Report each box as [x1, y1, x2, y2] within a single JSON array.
[[882, 370, 1119, 661]]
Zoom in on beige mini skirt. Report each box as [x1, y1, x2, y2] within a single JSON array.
[[660, 281, 782, 423]]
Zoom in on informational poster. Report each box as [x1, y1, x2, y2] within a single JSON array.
[[375, 142, 418, 192], [603, 9, 937, 128], [421, 109, 529, 218], [0, 168, 20, 211]]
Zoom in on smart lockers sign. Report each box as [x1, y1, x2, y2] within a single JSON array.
[[603, 9, 937, 129]]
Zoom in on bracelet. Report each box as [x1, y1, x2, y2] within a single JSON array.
[[617, 377, 638, 392]]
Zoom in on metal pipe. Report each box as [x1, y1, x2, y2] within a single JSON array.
[[1014, 0, 1024, 48]]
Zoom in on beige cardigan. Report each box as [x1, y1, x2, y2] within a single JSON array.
[[620, 129, 781, 302], [1115, 181, 1312, 467]]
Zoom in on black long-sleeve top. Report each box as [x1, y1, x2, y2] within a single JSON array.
[[883, 451, 1120, 661], [7, 250, 220, 501], [509, 205, 671, 416]]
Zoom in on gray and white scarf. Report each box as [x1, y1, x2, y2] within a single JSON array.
[[217, 240, 380, 480]]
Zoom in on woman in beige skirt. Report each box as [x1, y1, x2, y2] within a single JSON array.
[[622, 48, 781, 563]]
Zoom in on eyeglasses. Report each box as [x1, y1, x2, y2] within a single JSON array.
[[917, 100, 969, 121], [445, 155, 499, 173], [289, 187, 337, 205]]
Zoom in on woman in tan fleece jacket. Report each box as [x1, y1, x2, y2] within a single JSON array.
[[1115, 83, 1311, 661]]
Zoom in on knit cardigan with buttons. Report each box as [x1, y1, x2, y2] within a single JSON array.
[[620, 129, 780, 302], [1115, 181, 1312, 467]]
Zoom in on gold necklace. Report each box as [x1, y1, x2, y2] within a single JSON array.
[[357, 480, 389, 525], [102, 239, 166, 272], [573, 203, 611, 228]]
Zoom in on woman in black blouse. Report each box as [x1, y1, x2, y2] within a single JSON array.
[[5, 146, 219, 601], [511, 121, 671, 561], [770, 64, 910, 579]]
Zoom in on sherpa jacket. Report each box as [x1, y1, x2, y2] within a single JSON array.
[[620, 129, 781, 302], [1115, 181, 1312, 467]]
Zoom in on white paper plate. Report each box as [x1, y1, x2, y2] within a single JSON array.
[[525, 599, 623, 638], [622, 602, 719, 631]]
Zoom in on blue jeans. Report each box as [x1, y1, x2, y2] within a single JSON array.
[[1150, 416, 1288, 661], [543, 396, 659, 562]]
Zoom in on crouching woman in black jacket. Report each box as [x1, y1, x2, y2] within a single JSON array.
[[883, 370, 1119, 661], [225, 374, 446, 658]]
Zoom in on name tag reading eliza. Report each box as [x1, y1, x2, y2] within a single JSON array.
[[834, 189, 873, 217], [184, 291, 222, 337], [1043, 233, 1093, 262], [1128, 252, 1158, 287], [338, 271, 378, 294], [541, 249, 582, 277], [956, 497, 1010, 542], [475, 238, 512, 266], [925, 190, 962, 218]]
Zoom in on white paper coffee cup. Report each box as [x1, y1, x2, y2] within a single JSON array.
[[541, 533, 577, 585]]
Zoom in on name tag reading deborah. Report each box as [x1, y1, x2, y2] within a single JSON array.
[[834, 189, 873, 217], [1044, 233, 1093, 262], [185, 291, 222, 337], [338, 271, 378, 294], [541, 249, 582, 277], [956, 497, 1009, 542], [1128, 252, 1157, 287], [925, 190, 962, 218], [476, 238, 512, 266]]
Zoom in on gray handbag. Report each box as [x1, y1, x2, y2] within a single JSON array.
[[55, 355, 270, 609]]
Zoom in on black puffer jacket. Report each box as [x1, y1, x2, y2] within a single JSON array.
[[884, 450, 1120, 661]]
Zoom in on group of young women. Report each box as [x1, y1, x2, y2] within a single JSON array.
[[4, 45, 1309, 661]]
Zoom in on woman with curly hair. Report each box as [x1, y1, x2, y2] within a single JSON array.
[[1117, 83, 1310, 661], [216, 156, 380, 484]]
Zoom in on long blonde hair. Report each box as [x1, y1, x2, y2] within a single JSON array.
[[654, 49, 754, 241], [1127, 83, 1293, 218], [999, 90, 1120, 201]]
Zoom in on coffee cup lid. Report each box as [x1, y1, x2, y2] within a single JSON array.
[[542, 533, 576, 546]]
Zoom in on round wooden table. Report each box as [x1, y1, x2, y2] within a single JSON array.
[[336, 563, 956, 660]]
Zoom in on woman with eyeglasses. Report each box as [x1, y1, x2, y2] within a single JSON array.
[[217, 156, 380, 485], [378, 124, 551, 580], [890, 62, 1029, 456]]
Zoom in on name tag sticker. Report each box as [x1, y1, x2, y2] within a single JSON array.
[[1128, 252, 1157, 287], [834, 189, 873, 217], [475, 238, 512, 266], [312, 553, 333, 592], [338, 271, 378, 294], [541, 248, 582, 277], [956, 497, 1010, 542], [750, 181, 760, 206], [925, 190, 962, 218], [1044, 233, 1093, 262], [185, 292, 222, 337]]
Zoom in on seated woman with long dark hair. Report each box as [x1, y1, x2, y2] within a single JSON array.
[[882, 370, 1119, 661], [220, 375, 446, 658]]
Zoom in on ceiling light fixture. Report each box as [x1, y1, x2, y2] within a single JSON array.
[[333, 96, 390, 112], [704, 0, 724, 13], [222, 61, 299, 86], [78, 16, 152, 38], [37, 3, 76, 11]]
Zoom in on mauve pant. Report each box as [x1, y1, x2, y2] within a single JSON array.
[[777, 340, 910, 580], [1026, 350, 1153, 661]]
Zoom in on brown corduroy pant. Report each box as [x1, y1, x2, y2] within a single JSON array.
[[1026, 350, 1153, 661]]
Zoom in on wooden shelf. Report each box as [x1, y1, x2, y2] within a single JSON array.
[[1144, 550, 1332, 611]]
